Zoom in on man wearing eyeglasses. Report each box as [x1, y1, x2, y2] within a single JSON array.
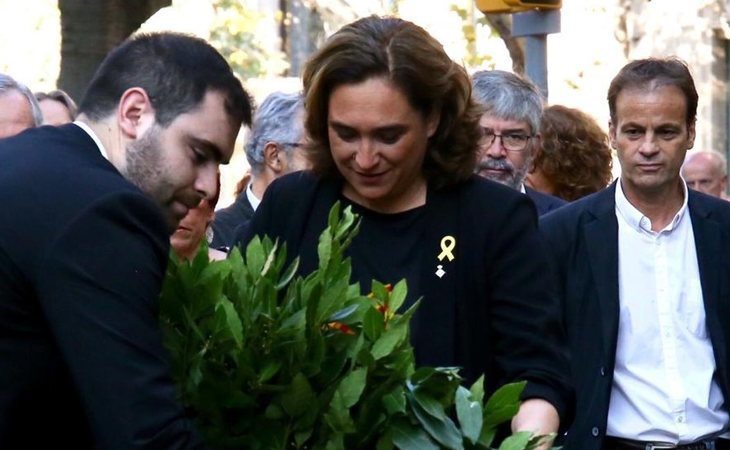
[[210, 91, 309, 250], [471, 70, 566, 215]]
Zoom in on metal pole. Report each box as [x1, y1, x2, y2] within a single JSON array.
[[525, 35, 548, 99], [512, 9, 560, 101]]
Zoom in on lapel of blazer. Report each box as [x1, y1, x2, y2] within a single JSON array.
[[583, 182, 620, 356], [688, 192, 726, 368], [416, 183, 461, 367]]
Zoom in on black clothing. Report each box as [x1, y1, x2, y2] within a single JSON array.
[[0, 125, 205, 449], [540, 182, 730, 450], [525, 186, 566, 216], [238, 171, 574, 424], [210, 191, 255, 250]]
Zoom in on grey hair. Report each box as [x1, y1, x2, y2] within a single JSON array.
[[245, 91, 304, 174], [471, 70, 544, 135], [0, 73, 43, 127]]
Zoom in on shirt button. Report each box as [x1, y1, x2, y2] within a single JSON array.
[[592, 427, 600, 437], [600, 367, 606, 376], [677, 416, 684, 423]]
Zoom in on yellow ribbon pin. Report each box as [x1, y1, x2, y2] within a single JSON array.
[[438, 235, 456, 262]]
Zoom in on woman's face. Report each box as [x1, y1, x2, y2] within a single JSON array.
[[327, 76, 439, 213]]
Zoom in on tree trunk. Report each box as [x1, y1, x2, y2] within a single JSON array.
[[483, 13, 525, 75], [58, 0, 171, 102]]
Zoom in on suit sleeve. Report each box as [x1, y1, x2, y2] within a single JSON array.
[[485, 193, 574, 427], [34, 192, 207, 450]]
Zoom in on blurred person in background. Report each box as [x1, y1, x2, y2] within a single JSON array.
[[681, 150, 728, 200], [171, 174, 221, 260], [0, 73, 42, 138], [527, 105, 614, 202], [471, 70, 566, 215], [35, 89, 78, 126], [210, 91, 308, 251]]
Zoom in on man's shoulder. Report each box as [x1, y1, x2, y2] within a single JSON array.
[[524, 186, 567, 215], [456, 175, 529, 204], [540, 185, 615, 230], [689, 189, 730, 223]]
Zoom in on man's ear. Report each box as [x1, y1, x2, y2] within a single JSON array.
[[608, 120, 617, 149], [263, 142, 283, 173], [117, 87, 156, 139], [528, 134, 542, 173], [687, 120, 696, 150]]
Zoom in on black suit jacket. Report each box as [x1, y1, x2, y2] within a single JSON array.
[[239, 171, 574, 424], [540, 182, 730, 450], [0, 125, 205, 449], [210, 191, 255, 250], [525, 186, 566, 216]]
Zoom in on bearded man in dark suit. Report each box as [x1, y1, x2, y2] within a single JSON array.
[[541, 58, 730, 450], [0, 32, 253, 449]]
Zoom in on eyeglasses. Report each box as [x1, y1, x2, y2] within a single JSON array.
[[279, 142, 303, 148], [481, 128, 533, 152]]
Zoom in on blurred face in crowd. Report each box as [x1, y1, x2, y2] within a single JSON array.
[[328, 76, 439, 213], [39, 98, 73, 126], [0, 89, 34, 138], [681, 152, 727, 198], [476, 114, 537, 190], [610, 84, 695, 198], [122, 90, 237, 231], [170, 197, 215, 260]]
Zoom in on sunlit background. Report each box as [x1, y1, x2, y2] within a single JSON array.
[[2, 0, 728, 207]]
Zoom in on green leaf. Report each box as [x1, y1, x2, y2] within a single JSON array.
[[391, 420, 440, 450], [337, 368, 368, 408], [329, 303, 360, 322], [389, 279, 408, 312], [245, 235, 265, 274], [258, 359, 281, 383], [455, 386, 482, 444], [484, 381, 526, 428], [275, 256, 299, 290], [325, 390, 355, 433], [382, 390, 406, 415], [469, 375, 485, 404], [371, 321, 409, 360], [363, 306, 386, 341], [410, 397, 464, 450], [497, 431, 532, 450], [215, 297, 243, 349], [412, 388, 448, 420], [281, 373, 316, 418]]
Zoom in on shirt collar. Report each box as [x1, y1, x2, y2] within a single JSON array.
[[519, 183, 526, 194], [615, 178, 689, 233], [246, 182, 261, 211], [73, 120, 109, 160]]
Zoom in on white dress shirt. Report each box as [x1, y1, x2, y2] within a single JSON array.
[[246, 182, 261, 211], [73, 120, 109, 160], [608, 180, 728, 443]]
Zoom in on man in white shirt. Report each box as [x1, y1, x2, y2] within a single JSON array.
[[540, 58, 730, 450], [470, 70, 566, 216], [210, 91, 309, 250]]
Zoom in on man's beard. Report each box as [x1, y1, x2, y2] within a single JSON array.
[[123, 126, 177, 230], [476, 157, 531, 191]]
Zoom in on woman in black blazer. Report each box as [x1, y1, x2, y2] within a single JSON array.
[[239, 15, 573, 442]]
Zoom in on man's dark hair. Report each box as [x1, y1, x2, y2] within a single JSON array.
[[79, 32, 253, 128], [608, 57, 698, 127]]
